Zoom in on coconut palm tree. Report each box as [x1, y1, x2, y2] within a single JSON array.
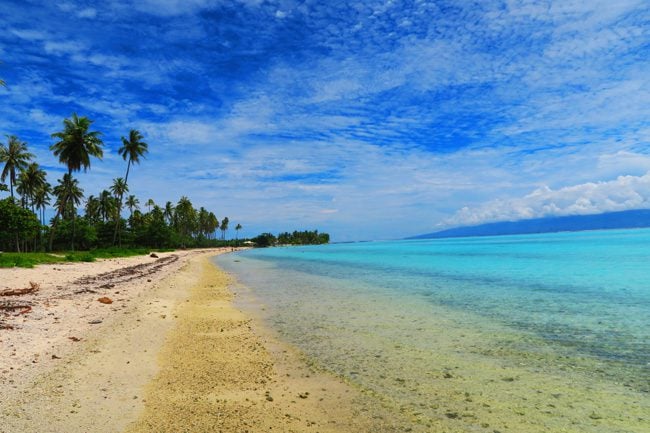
[[16, 162, 47, 211], [163, 201, 174, 224], [110, 177, 129, 245], [50, 113, 103, 175], [85, 195, 100, 223], [114, 130, 148, 244], [0, 135, 34, 198], [235, 223, 242, 244], [220, 216, 229, 240], [33, 183, 51, 225], [145, 198, 155, 213], [119, 129, 148, 184], [52, 174, 84, 251], [208, 212, 219, 240], [98, 190, 116, 223], [125, 195, 139, 218], [174, 196, 196, 247], [49, 114, 102, 250]]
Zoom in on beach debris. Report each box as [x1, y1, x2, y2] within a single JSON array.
[[0, 300, 33, 314], [72, 255, 178, 292], [0, 281, 40, 296], [74, 288, 97, 294], [68, 336, 81, 342], [88, 319, 103, 324], [149, 253, 159, 258], [97, 297, 113, 304], [52, 354, 61, 359]]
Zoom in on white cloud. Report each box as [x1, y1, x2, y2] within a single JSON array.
[[446, 172, 650, 228], [43, 40, 85, 55], [77, 8, 97, 19]]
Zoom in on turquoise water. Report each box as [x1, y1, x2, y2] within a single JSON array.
[[215, 229, 650, 432]]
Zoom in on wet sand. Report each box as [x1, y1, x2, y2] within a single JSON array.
[[1, 251, 396, 432]]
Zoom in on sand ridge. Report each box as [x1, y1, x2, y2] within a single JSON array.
[[124, 256, 390, 433]]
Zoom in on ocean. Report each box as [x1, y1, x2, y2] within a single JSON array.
[[214, 229, 650, 432]]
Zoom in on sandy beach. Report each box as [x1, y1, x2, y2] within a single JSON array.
[[0, 249, 397, 433]]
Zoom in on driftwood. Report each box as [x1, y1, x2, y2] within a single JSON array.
[[0, 281, 40, 297]]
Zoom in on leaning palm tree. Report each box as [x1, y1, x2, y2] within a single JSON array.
[[119, 129, 148, 184], [114, 130, 148, 244], [0, 135, 34, 198], [110, 177, 129, 246], [51, 174, 84, 251], [50, 113, 103, 175]]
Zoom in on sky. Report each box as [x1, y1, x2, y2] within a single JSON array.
[[0, 0, 649, 241]]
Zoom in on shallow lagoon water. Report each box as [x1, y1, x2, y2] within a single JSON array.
[[215, 229, 650, 432]]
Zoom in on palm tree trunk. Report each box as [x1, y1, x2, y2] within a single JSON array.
[[71, 208, 76, 252], [113, 160, 131, 246], [49, 212, 59, 252]]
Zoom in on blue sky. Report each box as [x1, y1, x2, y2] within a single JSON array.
[[1, 0, 649, 241]]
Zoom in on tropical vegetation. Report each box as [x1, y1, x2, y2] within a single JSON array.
[[0, 113, 329, 254], [0, 114, 242, 253]]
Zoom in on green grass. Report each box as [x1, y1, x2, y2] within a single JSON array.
[[0, 247, 172, 268], [0, 252, 66, 268]]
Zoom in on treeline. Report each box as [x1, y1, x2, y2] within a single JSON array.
[[0, 114, 242, 252], [252, 230, 330, 247]]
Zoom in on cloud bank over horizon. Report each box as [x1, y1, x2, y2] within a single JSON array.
[[445, 171, 650, 229], [1, 1, 649, 240]]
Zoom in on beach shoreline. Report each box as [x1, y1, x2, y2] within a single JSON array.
[[0, 249, 395, 433]]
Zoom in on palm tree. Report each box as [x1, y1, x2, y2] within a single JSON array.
[[174, 196, 196, 247], [125, 195, 139, 218], [235, 223, 242, 244], [114, 130, 148, 244], [49, 114, 102, 250], [16, 162, 47, 211], [33, 183, 51, 225], [220, 216, 229, 240], [51, 174, 84, 251], [208, 213, 219, 240], [85, 195, 100, 223], [119, 129, 148, 184], [98, 190, 116, 223], [0, 135, 34, 198], [50, 113, 103, 175], [145, 198, 155, 213], [110, 177, 129, 245], [163, 201, 174, 224]]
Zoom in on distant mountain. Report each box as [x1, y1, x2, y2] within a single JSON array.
[[408, 209, 650, 239]]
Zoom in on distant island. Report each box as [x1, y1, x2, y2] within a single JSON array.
[[408, 209, 650, 239]]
